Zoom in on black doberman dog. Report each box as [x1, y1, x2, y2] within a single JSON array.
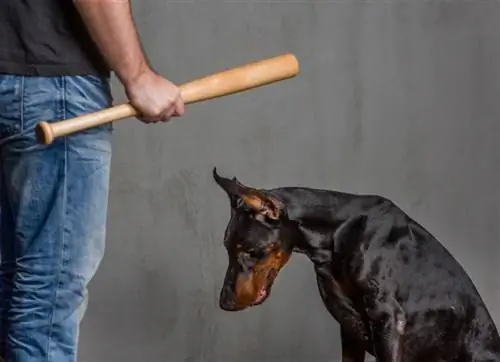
[[212, 168, 500, 362]]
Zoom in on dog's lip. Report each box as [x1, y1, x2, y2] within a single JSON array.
[[252, 285, 270, 305], [252, 269, 278, 305], [254, 288, 268, 304]]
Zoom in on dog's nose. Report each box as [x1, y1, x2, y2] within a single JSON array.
[[219, 286, 238, 311]]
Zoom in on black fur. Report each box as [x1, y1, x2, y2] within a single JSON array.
[[213, 168, 500, 362]]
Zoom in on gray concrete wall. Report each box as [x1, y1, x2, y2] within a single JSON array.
[[78, 1, 500, 361]]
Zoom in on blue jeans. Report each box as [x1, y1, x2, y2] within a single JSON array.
[[0, 75, 113, 362]]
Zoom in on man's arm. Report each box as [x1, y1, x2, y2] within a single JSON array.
[[73, 0, 147, 88], [74, 0, 184, 122]]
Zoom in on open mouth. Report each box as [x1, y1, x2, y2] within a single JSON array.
[[252, 269, 278, 306]]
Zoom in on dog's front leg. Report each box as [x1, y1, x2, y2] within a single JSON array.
[[341, 326, 366, 362], [364, 296, 406, 362]]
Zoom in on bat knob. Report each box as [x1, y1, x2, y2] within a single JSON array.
[[35, 121, 54, 145]]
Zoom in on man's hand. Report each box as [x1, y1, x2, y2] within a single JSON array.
[[73, 0, 185, 123], [125, 69, 185, 123]]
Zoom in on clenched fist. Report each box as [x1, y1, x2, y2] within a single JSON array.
[[125, 69, 185, 123]]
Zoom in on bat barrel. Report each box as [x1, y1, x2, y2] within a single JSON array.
[[180, 53, 299, 103]]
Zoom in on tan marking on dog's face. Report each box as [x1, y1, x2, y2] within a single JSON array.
[[232, 247, 291, 308]]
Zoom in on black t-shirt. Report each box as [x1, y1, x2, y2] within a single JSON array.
[[0, 0, 109, 77]]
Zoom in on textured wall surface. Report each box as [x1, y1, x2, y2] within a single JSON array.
[[78, 1, 500, 361]]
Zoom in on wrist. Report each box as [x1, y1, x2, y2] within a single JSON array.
[[119, 59, 152, 90]]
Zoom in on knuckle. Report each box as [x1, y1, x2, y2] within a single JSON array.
[[149, 105, 163, 116]]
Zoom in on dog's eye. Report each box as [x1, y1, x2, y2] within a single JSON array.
[[232, 197, 244, 209]]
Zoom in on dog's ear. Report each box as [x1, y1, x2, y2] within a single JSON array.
[[239, 192, 284, 220], [212, 167, 242, 198], [212, 167, 284, 220]]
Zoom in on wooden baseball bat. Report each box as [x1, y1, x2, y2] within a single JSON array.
[[35, 53, 300, 145]]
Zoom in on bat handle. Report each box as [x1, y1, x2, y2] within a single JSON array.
[[34, 53, 300, 145], [35, 103, 138, 145]]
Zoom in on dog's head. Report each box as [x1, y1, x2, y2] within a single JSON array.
[[213, 168, 294, 311]]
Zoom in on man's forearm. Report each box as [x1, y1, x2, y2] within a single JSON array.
[[74, 0, 150, 87]]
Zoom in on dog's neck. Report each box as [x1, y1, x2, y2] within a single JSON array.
[[269, 187, 349, 264], [269, 187, 381, 266]]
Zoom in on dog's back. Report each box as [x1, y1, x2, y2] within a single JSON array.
[[280, 188, 500, 361], [355, 198, 500, 361]]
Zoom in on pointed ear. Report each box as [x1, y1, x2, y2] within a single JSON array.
[[212, 167, 285, 220], [212, 167, 242, 198]]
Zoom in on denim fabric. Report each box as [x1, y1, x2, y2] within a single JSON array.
[[0, 75, 113, 362]]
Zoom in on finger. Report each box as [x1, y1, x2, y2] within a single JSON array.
[[160, 106, 176, 123], [136, 114, 150, 124], [141, 105, 164, 122], [135, 107, 161, 123], [140, 115, 160, 124], [174, 97, 185, 117]]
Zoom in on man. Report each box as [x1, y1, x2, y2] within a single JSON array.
[[0, 1, 184, 361]]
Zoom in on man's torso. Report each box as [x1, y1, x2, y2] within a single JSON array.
[[0, 0, 109, 77]]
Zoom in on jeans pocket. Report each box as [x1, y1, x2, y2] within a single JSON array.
[[63, 75, 114, 135], [0, 75, 31, 153], [0, 75, 23, 141], [1, 76, 63, 153], [1, 75, 114, 154]]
